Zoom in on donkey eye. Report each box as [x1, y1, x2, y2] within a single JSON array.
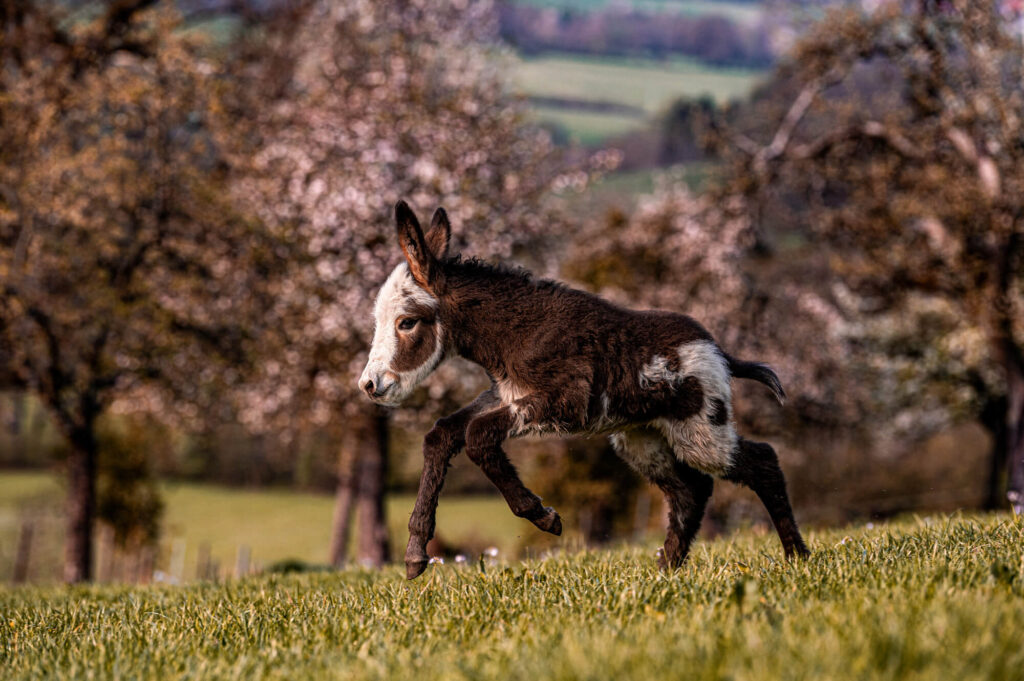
[[398, 318, 418, 331]]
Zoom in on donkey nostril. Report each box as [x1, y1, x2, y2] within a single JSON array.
[[364, 380, 375, 395]]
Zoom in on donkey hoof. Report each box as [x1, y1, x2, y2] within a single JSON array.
[[786, 544, 811, 560], [656, 547, 685, 571], [405, 559, 429, 580], [534, 507, 562, 536], [405, 542, 429, 580]]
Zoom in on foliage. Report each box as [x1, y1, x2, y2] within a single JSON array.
[[2, 514, 1023, 680], [529, 436, 646, 544], [0, 394, 67, 468], [95, 417, 165, 548], [0, 0, 294, 581], [0, 3, 285, 429], [226, 0, 615, 567], [714, 1, 1024, 508], [233, 0, 605, 430], [566, 183, 859, 431]]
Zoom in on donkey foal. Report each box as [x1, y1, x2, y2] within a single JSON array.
[[360, 201, 810, 579]]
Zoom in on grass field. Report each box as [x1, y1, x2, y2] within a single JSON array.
[[513, 53, 765, 144], [2, 513, 1022, 680], [514, 54, 763, 113], [0, 472, 521, 583], [530, 105, 648, 146]]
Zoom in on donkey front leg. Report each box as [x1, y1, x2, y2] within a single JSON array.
[[406, 391, 498, 580], [464, 406, 562, 536]]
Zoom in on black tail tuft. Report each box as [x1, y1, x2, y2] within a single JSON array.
[[727, 356, 786, 405]]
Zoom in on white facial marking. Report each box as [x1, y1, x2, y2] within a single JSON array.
[[358, 263, 444, 405]]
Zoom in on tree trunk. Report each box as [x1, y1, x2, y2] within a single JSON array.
[[979, 393, 1009, 510], [9, 393, 24, 436], [355, 405, 390, 567], [64, 423, 97, 583], [993, 229, 1024, 514], [328, 434, 358, 568], [1005, 357, 1024, 514]]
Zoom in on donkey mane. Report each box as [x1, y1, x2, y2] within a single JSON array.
[[442, 255, 604, 312], [442, 255, 561, 291]]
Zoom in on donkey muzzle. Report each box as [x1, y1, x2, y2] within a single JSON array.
[[360, 370, 399, 401]]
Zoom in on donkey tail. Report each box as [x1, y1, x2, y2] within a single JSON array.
[[727, 356, 786, 405]]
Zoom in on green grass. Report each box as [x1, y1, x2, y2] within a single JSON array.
[[0, 473, 61, 504], [160, 483, 524, 574], [570, 164, 717, 214], [513, 54, 765, 113], [530, 105, 647, 145], [2, 514, 1022, 680], [514, 53, 765, 145], [0, 472, 523, 582]]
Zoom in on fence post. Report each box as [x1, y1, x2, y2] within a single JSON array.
[[169, 537, 186, 583], [196, 542, 211, 581], [235, 544, 251, 578], [97, 524, 116, 582], [13, 518, 33, 584], [136, 545, 155, 584]]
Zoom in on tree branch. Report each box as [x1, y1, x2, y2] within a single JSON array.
[[789, 121, 924, 161]]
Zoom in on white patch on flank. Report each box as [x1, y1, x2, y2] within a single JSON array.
[[641, 340, 738, 476], [659, 340, 736, 475], [638, 355, 675, 389], [358, 263, 443, 405]]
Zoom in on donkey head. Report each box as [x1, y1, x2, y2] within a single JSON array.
[[359, 201, 451, 406]]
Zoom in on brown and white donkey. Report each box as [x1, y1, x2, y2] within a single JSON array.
[[360, 201, 809, 579]]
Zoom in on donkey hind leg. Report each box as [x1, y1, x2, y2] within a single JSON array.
[[611, 428, 713, 569], [723, 437, 809, 558], [464, 406, 562, 537], [406, 390, 498, 580]]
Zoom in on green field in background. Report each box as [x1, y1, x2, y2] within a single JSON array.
[[514, 54, 764, 113], [513, 53, 765, 145], [530, 105, 647, 145], [3, 514, 1022, 680], [0, 472, 523, 583]]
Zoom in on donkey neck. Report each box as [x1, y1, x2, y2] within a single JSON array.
[[441, 260, 556, 379]]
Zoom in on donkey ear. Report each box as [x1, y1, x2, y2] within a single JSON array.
[[425, 207, 451, 261], [395, 200, 437, 289]]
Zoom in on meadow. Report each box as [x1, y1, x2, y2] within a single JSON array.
[[0, 472, 521, 583], [2, 513, 1022, 680], [513, 54, 765, 143]]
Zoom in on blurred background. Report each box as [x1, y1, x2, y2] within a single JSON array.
[[1, 0, 1022, 584]]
